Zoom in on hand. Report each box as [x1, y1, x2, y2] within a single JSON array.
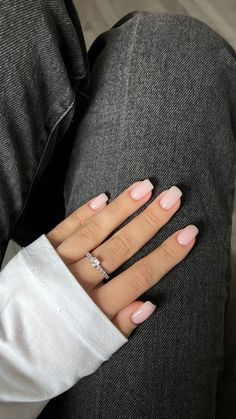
[[47, 179, 198, 338]]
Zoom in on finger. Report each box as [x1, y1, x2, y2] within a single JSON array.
[[56, 179, 154, 264], [112, 300, 157, 338], [91, 225, 199, 319], [69, 187, 182, 290], [46, 193, 108, 247]]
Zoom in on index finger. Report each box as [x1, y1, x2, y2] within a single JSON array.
[[56, 180, 154, 264], [46, 193, 108, 247]]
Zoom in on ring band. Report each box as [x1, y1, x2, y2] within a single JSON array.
[[85, 252, 109, 280]]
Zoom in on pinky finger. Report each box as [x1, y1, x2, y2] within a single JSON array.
[[112, 300, 157, 338]]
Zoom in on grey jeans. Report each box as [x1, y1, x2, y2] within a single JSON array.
[[1, 1, 236, 418]]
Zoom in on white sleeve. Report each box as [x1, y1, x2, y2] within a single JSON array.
[[0, 234, 128, 419]]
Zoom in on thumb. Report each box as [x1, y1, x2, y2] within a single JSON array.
[[111, 300, 157, 338]]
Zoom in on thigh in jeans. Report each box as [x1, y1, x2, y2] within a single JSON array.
[[39, 12, 236, 419]]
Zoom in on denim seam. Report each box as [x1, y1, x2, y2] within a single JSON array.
[[10, 93, 76, 240]]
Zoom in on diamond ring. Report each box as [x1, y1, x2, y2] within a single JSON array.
[[85, 252, 109, 280]]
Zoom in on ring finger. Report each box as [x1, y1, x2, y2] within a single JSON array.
[[69, 186, 182, 291]]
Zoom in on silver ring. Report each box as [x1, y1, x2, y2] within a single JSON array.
[[85, 252, 109, 280]]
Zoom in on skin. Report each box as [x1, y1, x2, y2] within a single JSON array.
[[47, 181, 196, 338]]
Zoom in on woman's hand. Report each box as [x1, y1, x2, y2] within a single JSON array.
[[47, 179, 198, 338]]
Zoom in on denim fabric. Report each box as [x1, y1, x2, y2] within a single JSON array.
[[0, 0, 89, 266], [1, 2, 236, 418], [39, 11, 236, 419]]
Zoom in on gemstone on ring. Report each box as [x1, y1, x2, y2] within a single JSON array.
[[85, 252, 109, 280], [91, 257, 100, 268]]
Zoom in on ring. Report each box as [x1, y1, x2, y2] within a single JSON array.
[[85, 252, 110, 280]]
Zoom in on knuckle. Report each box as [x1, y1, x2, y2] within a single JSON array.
[[110, 234, 130, 257], [142, 208, 161, 228], [112, 200, 127, 216], [48, 224, 63, 242], [132, 261, 154, 291], [80, 220, 100, 242], [161, 241, 177, 263], [72, 209, 83, 225]]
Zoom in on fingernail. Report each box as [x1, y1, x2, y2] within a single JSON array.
[[177, 224, 199, 246], [159, 186, 182, 209], [89, 193, 108, 210], [130, 179, 154, 200], [131, 301, 156, 324]]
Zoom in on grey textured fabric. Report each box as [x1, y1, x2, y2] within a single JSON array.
[[0, 0, 89, 266], [39, 11, 236, 419], [1, 1, 236, 417]]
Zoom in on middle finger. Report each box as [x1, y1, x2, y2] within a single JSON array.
[[56, 179, 154, 264]]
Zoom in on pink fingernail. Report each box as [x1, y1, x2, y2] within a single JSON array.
[[159, 186, 182, 209], [131, 301, 156, 324], [176, 225, 199, 246], [89, 193, 108, 210], [130, 179, 154, 200]]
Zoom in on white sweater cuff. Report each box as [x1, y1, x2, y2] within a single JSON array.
[[23, 233, 128, 360], [0, 234, 128, 418]]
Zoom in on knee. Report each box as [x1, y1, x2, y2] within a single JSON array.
[[108, 11, 236, 166], [119, 11, 235, 77], [113, 11, 236, 136]]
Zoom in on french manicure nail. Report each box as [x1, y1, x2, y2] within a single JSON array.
[[159, 186, 182, 209], [130, 179, 154, 200], [89, 193, 108, 210], [177, 225, 199, 246], [131, 301, 156, 324]]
